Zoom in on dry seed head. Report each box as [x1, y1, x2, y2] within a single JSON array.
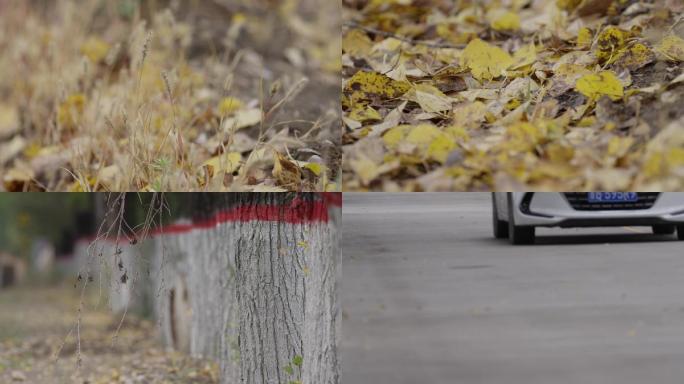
[[161, 71, 172, 97], [105, 43, 122, 67], [142, 31, 153, 64]]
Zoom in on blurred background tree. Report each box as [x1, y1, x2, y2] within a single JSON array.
[[0, 194, 94, 259]]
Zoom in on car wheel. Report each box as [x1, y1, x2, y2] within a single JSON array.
[[507, 193, 535, 245], [492, 194, 509, 239], [652, 225, 676, 235], [677, 225, 684, 241]]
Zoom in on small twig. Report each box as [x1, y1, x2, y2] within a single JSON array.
[[669, 14, 684, 34], [51, 326, 74, 363], [264, 78, 309, 122], [111, 301, 129, 347]]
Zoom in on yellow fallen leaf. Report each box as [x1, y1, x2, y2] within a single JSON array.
[[595, 26, 630, 63], [642, 148, 684, 179], [405, 124, 457, 164], [405, 124, 441, 146], [668, 148, 684, 167], [641, 120, 684, 179], [550, 64, 593, 96], [97, 165, 121, 188], [506, 98, 521, 110], [0, 136, 26, 164], [426, 134, 457, 164], [509, 44, 537, 70], [545, 142, 575, 163], [217, 97, 244, 116], [575, 71, 624, 101], [506, 122, 549, 152], [488, 10, 520, 31], [25, 144, 60, 160], [22, 142, 42, 159], [304, 162, 326, 176], [577, 27, 593, 48], [343, 29, 373, 57], [0, 104, 19, 138], [68, 176, 98, 192], [452, 102, 487, 128], [57, 94, 86, 130], [642, 152, 665, 178], [202, 152, 243, 177], [613, 43, 655, 71], [3, 168, 35, 192], [461, 39, 513, 82], [80, 37, 110, 63], [344, 71, 411, 106], [656, 35, 684, 62], [349, 156, 382, 186], [292, 160, 327, 177], [221, 108, 262, 131], [406, 83, 453, 113], [383, 125, 411, 149], [607, 136, 634, 158], [348, 105, 382, 123], [325, 182, 339, 192], [445, 126, 470, 142]]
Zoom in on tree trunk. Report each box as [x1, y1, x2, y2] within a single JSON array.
[[151, 193, 340, 384], [192, 193, 340, 384], [153, 231, 193, 353]]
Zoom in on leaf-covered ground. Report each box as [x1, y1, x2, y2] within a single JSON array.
[[342, 0, 684, 191], [0, 0, 340, 192], [0, 285, 217, 383]]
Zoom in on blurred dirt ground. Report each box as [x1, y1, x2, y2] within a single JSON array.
[[0, 285, 218, 383]]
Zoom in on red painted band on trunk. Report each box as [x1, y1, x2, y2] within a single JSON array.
[[150, 200, 330, 235], [322, 193, 342, 207], [74, 197, 337, 247]]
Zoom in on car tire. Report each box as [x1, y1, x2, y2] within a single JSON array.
[[677, 225, 684, 241], [507, 193, 535, 245], [652, 225, 676, 235], [492, 194, 509, 239]]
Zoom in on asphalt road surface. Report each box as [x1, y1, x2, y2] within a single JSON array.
[[342, 193, 684, 384]]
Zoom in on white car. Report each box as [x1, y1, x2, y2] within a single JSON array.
[[492, 192, 684, 244]]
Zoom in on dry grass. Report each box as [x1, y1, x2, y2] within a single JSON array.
[[0, 0, 341, 191]]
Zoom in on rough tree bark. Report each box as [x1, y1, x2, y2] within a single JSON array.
[[149, 193, 340, 384], [189, 193, 341, 384]]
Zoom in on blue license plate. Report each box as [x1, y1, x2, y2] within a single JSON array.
[[587, 192, 638, 203]]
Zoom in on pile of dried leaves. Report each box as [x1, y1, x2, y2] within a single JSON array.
[[0, 0, 340, 191], [342, 0, 684, 191]]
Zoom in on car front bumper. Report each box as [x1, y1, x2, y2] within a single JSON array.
[[511, 193, 684, 227]]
